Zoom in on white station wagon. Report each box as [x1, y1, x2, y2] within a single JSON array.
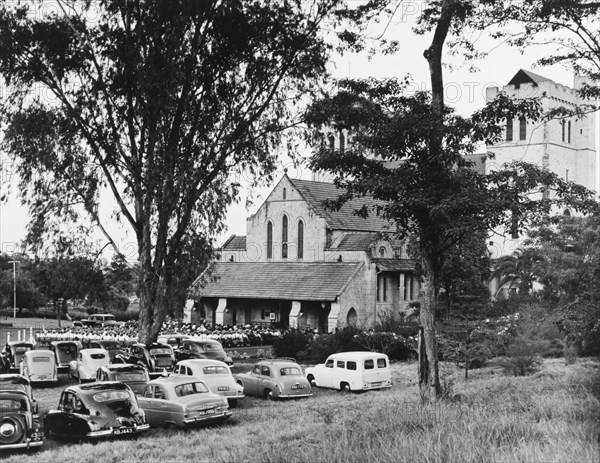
[[305, 351, 392, 392]]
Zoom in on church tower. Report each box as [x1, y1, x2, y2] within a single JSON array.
[[485, 69, 598, 258]]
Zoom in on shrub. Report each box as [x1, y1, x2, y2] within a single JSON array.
[[300, 326, 364, 363], [497, 338, 544, 376], [272, 329, 310, 359]]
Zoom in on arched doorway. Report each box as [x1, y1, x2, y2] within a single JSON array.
[[347, 308, 357, 326]]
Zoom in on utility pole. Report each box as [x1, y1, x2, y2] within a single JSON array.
[[8, 260, 19, 319]]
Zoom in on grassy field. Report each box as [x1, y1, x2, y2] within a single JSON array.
[[3, 357, 599, 463]]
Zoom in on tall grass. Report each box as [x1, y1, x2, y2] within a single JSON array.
[[5, 359, 599, 463]]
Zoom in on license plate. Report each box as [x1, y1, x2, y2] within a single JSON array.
[[217, 386, 229, 391], [291, 385, 304, 389], [371, 382, 381, 387], [114, 427, 134, 435]]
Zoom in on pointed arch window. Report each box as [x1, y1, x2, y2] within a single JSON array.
[[328, 134, 335, 151], [506, 119, 513, 141], [283, 187, 287, 200], [519, 117, 526, 140], [282, 215, 288, 259], [568, 121, 571, 143], [267, 221, 273, 259], [297, 220, 304, 259], [339, 131, 345, 153]]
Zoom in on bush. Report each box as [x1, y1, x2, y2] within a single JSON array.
[[300, 326, 364, 363], [272, 329, 310, 359], [355, 331, 416, 360], [497, 338, 544, 376]]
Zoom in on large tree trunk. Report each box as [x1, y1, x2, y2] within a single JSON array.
[[418, 253, 442, 401]]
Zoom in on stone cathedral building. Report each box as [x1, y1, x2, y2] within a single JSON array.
[[187, 172, 418, 332], [486, 69, 598, 259]]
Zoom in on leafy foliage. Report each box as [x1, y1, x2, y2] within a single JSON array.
[[0, 0, 344, 342]]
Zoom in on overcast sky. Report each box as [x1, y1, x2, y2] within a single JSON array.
[[0, 5, 583, 260]]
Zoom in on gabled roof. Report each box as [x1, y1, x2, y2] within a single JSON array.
[[221, 235, 246, 251], [372, 258, 416, 272], [332, 233, 378, 251], [192, 262, 363, 301], [507, 69, 554, 87], [288, 178, 391, 232]]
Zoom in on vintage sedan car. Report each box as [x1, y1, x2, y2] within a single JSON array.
[[157, 333, 190, 349], [137, 376, 231, 428], [305, 352, 392, 392], [0, 388, 44, 450], [69, 348, 110, 383], [2, 342, 35, 373], [44, 382, 149, 440], [174, 359, 244, 407], [116, 343, 176, 376], [49, 340, 82, 373], [96, 364, 150, 395], [85, 340, 124, 363], [174, 338, 233, 365], [234, 359, 312, 400], [0, 374, 38, 413], [20, 350, 58, 384]]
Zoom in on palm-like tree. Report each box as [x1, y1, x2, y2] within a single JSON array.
[[490, 249, 546, 299]]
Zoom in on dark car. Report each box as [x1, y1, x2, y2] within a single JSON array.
[[96, 364, 150, 395], [116, 343, 176, 376], [2, 342, 35, 373], [174, 339, 233, 366], [0, 374, 38, 413], [0, 375, 44, 450], [86, 340, 124, 363], [49, 341, 82, 373], [44, 382, 150, 440]]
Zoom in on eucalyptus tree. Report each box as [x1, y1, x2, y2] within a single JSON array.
[[0, 0, 343, 343]]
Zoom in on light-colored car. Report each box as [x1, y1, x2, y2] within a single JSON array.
[[96, 364, 150, 395], [234, 359, 312, 400], [137, 376, 231, 428], [174, 359, 244, 407], [20, 350, 58, 384], [305, 351, 392, 392], [69, 349, 110, 383]]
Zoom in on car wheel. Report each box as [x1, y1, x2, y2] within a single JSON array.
[[0, 415, 26, 445], [340, 382, 351, 393], [307, 374, 316, 386], [264, 389, 274, 401]]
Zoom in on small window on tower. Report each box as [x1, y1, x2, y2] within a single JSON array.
[[506, 119, 513, 141], [283, 187, 287, 200], [568, 121, 571, 143], [519, 118, 526, 141]]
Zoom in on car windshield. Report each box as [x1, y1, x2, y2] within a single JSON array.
[[115, 372, 146, 382], [202, 366, 229, 375], [14, 346, 30, 353], [174, 382, 209, 397], [279, 367, 301, 376], [0, 398, 25, 411], [58, 344, 76, 352], [149, 348, 171, 356], [93, 390, 139, 413], [89, 353, 107, 360], [32, 356, 51, 363]]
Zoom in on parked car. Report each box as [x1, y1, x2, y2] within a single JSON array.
[[85, 340, 124, 362], [234, 358, 312, 400], [96, 364, 150, 395], [49, 340, 82, 373], [44, 382, 150, 440], [20, 350, 58, 384], [69, 349, 110, 383], [174, 359, 244, 407], [0, 387, 44, 450], [305, 351, 393, 392], [2, 342, 35, 373], [174, 338, 233, 366], [157, 334, 190, 349], [116, 343, 176, 376], [137, 376, 231, 428], [0, 374, 37, 413], [82, 313, 118, 327]]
